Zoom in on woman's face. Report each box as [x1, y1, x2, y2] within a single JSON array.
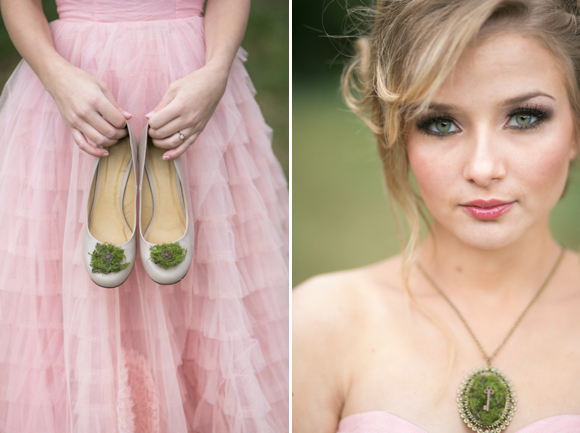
[[406, 31, 578, 250]]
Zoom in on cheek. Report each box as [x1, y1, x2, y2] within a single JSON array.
[[407, 139, 458, 208], [514, 132, 573, 198]]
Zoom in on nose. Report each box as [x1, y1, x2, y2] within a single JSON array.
[[462, 130, 506, 187]]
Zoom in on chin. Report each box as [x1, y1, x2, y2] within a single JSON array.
[[458, 232, 520, 250], [456, 218, 531, 250]]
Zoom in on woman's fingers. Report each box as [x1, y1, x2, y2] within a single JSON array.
[[146, 84, 178, 127], [66, 83, 129, 147], [166, 132, 200, 159], [85, 110, 128, 144], [83, 88, 130, 147], [76, 115, 123, 148], [70, 128, 108, 157], [151, 126, 196, 149], [162, 131, 200, 160], [148, 116, 185, 140], [98, 84, 132, 123], [47, 65, 133, 155], [147, 105, 180, 133], [146, 66, 228, 159]]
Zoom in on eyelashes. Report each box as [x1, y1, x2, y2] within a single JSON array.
[[505, 104, 550, 130], [416, 113, 457, 137], [416, 104, 552, 137]]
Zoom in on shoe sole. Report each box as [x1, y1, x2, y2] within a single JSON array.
[[90, 274, 130, 289], [150, 267, 189, 286]]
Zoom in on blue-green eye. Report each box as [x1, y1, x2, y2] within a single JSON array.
[[417, 116, 460, 136], [505, 107, 549, 130], [431, 119, 455, 133], [507, 113, 537, 127]]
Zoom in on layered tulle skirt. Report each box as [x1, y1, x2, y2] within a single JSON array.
[[0, 15, 288, 433]]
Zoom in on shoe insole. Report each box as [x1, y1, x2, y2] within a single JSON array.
[[141, 140, 187, 244], [88, 136, 134, 244]]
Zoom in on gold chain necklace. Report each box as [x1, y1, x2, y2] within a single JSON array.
[[417, 247, 565, 433]]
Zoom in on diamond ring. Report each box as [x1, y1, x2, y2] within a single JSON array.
[[178, 132, 186, 141]]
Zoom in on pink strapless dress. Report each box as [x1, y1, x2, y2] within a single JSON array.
[[0, 1, 288, 433], [337, 412, 580, 433]]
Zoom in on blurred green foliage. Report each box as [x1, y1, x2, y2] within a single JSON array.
[[293, 0, 368, 81], [0, 0, 288, 177], [293, 83, 399, 286], [245, 0, 289, 177]]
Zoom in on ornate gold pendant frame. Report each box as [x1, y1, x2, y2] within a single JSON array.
[[457, 366, 517, 433]]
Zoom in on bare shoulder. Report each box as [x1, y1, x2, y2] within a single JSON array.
[[293, 269, 374, 330], [293, 254, 406, 310], [292, 257, 405, 433], [293, 256, 405, 334]]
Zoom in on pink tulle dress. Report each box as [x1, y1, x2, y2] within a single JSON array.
[[0, 1, 289, 432]]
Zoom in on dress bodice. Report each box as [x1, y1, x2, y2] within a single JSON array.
[[337, 411, 580, 433], [56, 0, 204, 22]]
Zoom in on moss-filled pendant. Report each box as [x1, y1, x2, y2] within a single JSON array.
[[457, 366, 516, 433]]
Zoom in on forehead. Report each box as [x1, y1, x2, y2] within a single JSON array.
[[432, 31, 568, 107]]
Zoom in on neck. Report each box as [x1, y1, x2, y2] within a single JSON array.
[[418, 220, 562, 298]]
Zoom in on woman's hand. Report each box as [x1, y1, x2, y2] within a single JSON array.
[[146, 64, 229, 160], [44, 61, 132, 157]]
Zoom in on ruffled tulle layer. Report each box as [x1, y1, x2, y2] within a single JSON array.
[[0, 14, 288, 433]]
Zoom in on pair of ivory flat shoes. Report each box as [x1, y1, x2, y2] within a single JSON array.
[[82, 123, 194, 288]]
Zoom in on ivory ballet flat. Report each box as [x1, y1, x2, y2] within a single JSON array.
[[138, 123, 194, 285], [83, 125, 138, 288]]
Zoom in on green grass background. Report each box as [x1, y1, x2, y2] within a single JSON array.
[[293, 77, 580, 287], [0, 0, 288, 177]]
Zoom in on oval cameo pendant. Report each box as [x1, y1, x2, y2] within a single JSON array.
[[457, 366, 517, 433]]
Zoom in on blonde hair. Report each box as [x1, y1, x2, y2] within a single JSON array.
[[342, 0, 580, 288]]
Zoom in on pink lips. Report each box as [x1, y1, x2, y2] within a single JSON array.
[[460, 199, 515, 221]]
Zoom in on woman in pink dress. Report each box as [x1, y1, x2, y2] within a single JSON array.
[[0, 0, 288, 432], [294, 0, 580, 432]]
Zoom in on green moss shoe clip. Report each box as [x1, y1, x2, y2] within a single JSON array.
[[90, 242, 131, 274], [150, 242, 187, 269]]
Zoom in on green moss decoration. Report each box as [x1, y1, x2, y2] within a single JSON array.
[[90, 242, 130, 274], [150, 242, 187, 269], [466, 374, 508, 426]]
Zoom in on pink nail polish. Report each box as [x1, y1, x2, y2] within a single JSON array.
[[103, 152, 109, 157], [163, 155, 170, 160]]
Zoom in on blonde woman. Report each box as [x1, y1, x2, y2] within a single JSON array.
[[293, 0, 580, 432]]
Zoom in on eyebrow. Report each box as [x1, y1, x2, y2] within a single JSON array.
[[425, 91, 556, 113], [425, 102, 459, 112], [501, 91, 555, 106]]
